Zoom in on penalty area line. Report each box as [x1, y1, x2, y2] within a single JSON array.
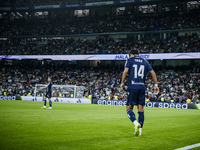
[[175, 143, 200, 150]]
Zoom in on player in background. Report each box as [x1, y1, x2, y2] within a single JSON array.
[[41, 77, 53, 109], [120, 49, 159, 136]]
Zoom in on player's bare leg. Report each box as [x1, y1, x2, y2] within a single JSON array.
[[126, 105, 133, 111], [137, 104, 144, 136], [47, 98, 52, 109], [126, 105, 141, 136], [41, 97, 47, 109]]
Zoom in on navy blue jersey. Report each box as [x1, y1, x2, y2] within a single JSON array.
[[125, 56, 153, 90], [46, 81, 53, 93]]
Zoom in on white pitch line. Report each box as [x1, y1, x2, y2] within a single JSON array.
[[175, 143, 200, 150]]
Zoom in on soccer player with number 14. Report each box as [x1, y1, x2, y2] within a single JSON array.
[[120, 49, 159, 136]]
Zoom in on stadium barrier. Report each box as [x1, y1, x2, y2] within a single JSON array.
[[93, 99, 200, 110], [1, 96, 199, 109], [0, 95, 90, 104], [93, 99, 127, 106], [0, 95, 18, 100], [22, 96, 91, 104]]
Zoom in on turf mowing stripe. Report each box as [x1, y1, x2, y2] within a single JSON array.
[[175, 143, 200, 150]]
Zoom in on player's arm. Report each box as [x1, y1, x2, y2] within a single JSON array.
[[120, 68, 129, 90], [40, 85, 48, 90], [149, 70, 159, 94]]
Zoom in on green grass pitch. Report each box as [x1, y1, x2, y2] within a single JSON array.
[[0, 100, 200, 150]]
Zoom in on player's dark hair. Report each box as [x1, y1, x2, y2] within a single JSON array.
[[129, 49, 139, 55]]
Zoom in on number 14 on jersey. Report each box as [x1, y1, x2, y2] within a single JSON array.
[[133, 65, 144, 79]]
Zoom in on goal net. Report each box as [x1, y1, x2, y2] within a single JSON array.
[[34, 84, 86, 101]]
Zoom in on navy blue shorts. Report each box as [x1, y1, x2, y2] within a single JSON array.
[[126, 89, 145, 106], [45, 92, 51, 98]]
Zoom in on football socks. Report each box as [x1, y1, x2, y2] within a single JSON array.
[[138, 111, 144, 128], [127, 109, 136, 123], [44, 100, 46, 106], [49, 101, 52, 107]]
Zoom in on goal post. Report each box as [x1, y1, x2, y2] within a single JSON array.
[[34, 84, 86, 101]]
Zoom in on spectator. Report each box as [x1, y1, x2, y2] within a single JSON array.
[[1, 33, 200, 55], [0, 63, 200, 104]]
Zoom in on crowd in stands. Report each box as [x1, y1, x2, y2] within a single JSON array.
[[0, 0, 112, 7], [0, 62, 200, 104], [146, 69, 200, 104], [1, 33, 200, 55], [1, 13, 200, 36], [178, 32, 200, 52]]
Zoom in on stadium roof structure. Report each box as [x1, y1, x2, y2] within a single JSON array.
[[0, 0, 180, 11]]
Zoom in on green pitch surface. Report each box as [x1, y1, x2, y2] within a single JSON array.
[[0, 100, 200, 150]]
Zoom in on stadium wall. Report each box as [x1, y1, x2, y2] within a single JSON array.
[[0, 96, 199, 109], [93, 99, 200, 110], [0, 95, 90, 104]]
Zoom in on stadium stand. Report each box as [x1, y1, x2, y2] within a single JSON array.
[[0, 0, 200, 104], [0, 64, 200, 103], [1, 13, 200, 36], [1, 33, 200, 55]]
